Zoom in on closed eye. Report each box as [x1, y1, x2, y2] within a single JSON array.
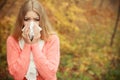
[[34, 18, 40, 21], [24, 18, 29, 21]]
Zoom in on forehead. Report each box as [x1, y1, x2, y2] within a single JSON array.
[[25, 11, 39, 18]]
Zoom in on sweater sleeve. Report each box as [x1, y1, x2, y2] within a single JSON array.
[[31, 35, 60, 80], [6, 36, 31, 80]]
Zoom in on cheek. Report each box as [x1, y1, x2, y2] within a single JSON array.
[[23, 21, 29, 26]]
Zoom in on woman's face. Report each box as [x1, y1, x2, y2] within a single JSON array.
[[24, 11, 40, 26]]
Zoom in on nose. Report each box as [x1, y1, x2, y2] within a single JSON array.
[[29, 19, 35, 22]]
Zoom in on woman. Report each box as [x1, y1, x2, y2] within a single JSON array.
[[6, 0, 60, 80]]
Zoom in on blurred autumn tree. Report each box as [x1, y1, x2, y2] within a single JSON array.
[[0, 0, 120, 80]]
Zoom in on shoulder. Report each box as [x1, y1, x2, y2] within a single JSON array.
[[45, 34, 59, 46], [7, 35, 18, 44], [47, 34, 59, 42]]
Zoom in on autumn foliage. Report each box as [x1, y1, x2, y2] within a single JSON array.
[[0, 0, 120, 80]]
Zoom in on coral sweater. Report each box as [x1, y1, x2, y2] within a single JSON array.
[[6, 35, 60, 80]]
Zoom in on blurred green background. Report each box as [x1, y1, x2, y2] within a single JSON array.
[[0, 0, 120, 80]]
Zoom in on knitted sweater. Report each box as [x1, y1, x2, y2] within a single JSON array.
[[6, 35, 60, 80]]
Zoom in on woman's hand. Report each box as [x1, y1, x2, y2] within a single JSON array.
[[22, 23, 32, 44], [22, 22, 42, 44]]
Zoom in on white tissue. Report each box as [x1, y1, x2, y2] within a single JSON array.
[[29, 21, 34, 41]]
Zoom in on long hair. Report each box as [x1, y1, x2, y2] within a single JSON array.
[[12, 0, 54, 41]]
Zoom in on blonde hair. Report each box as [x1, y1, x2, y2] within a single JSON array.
[[13, 0, 54, 41]]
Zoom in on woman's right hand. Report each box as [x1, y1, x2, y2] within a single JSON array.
[[22, 24, 31, 44]]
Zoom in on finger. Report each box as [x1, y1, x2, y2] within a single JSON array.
[[22, 32, 26, 38], [23, 27, 29, 36], [24, 22, 30, 30], [35, 33, 40, 39], [34, 23, 42, 31], [22, 33, 24, 37], [22, 26, 25, 32]]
